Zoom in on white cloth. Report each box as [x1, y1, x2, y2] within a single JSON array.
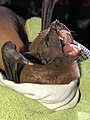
[[0, 72, 79, 111]]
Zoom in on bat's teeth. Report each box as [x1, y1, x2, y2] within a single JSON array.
[[67, 31, 71, 35], [59, 36, 63, 40], [28, 62, 34, 65]]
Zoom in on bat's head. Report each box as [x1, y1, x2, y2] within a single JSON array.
[[29, 20, 81, 65]]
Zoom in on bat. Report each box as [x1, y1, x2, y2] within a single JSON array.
[[1, 0, 81, 84]]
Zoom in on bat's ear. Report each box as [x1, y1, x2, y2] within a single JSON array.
[[41, 0, 56, 30]]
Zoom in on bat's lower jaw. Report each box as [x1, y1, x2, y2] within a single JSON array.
[[63, 44, 81, 57]]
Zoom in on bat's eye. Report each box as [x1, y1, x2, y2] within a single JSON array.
[[45, 42, 49, 47]]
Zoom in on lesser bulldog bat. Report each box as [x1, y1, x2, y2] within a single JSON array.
[[20, 20, 81, 84], [1, 0, 81, 84]]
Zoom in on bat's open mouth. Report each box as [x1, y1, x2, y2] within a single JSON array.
[[52, 20, 81, 57], [29, 20, 81, 65]]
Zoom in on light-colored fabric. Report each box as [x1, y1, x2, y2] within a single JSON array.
[[0, 72, 79, 111], [0, 58, 90, 120], [74, 41, 90, 61]]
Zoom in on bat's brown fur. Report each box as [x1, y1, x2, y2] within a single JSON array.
[[20, 20, 81, 84]]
